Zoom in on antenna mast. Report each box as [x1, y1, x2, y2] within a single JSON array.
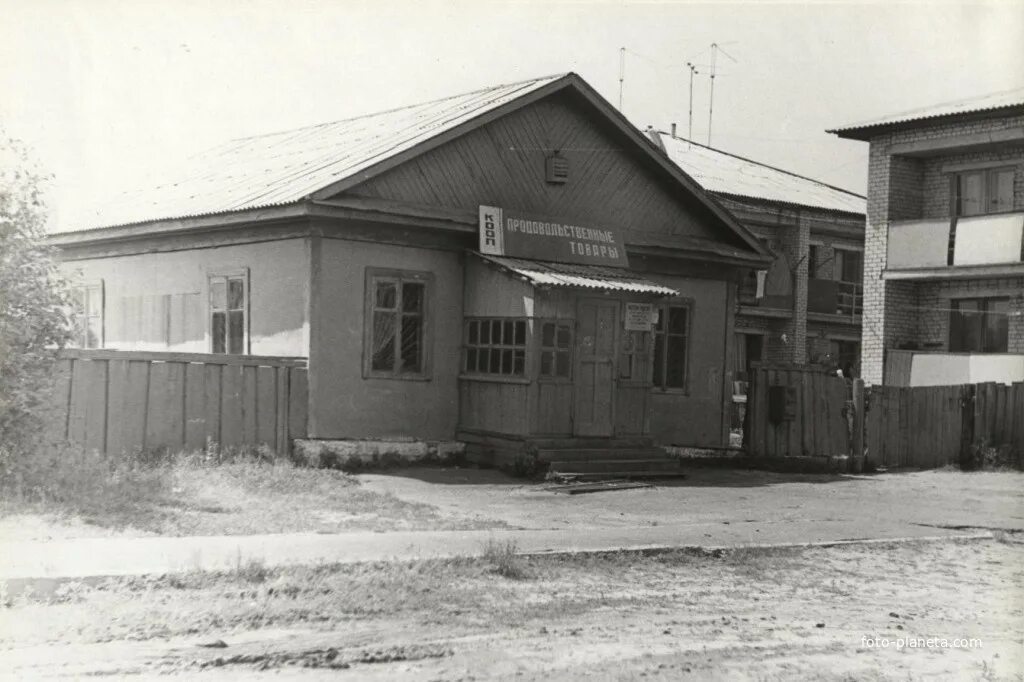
[[618, 47, 625, 110], [707, 42, 737, 147], [686, 62, 699, 146]]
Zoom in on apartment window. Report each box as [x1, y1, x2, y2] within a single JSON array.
[[808, 244, 820, 278], [652, 304, 690, 390], [954, 168, 1015, 216], [365, 269, 431, 378], [539, 320, 572, 379], [833, 248, 863, 283], [72, 282, 103, 348], [209, 272, 248, 354], [950, 298, 1009, 353]]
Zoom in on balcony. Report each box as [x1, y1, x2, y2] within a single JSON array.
[[885, 349, 1024, 386], [808, 278, 862, 320], [885, 213, 1024, 280]]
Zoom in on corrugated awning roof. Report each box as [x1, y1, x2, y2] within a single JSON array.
[[477, 253, 679, 295], [59, 74, 566, 233], [650, 131, 865, 215], [828, 87, 1024, 140]]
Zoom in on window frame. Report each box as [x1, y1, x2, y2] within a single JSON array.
[[951, 167, 1016, 217], [207, 268, 250, 355], [363, 267, 433, 381], [949, 297, 1010, 353], [462, 317, 529, 380], [651, 300, 693, 393], [72, 280, 104, 349], [537, 318, 574, 383]]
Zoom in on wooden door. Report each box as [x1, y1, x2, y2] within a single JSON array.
[[574, 298, 617, 436]]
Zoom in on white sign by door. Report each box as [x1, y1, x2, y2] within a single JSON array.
[[624, 302, 655, 331]]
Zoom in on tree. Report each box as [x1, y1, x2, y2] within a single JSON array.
[[0, 130, 73, 451]]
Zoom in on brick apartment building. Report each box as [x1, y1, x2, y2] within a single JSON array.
[[647, 130, 866, 380], [829, 88, 1024, 386]]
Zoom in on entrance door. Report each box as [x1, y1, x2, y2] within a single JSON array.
[[574, 298, 617, 436]]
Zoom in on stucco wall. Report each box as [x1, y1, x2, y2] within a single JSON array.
[[308, 237, 463, 440], [643, 274, 731, 448], [61, 239, 309, 356]]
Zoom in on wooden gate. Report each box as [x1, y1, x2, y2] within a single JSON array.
[[48, 350, 308, 456], [745, 363, 850, 458]]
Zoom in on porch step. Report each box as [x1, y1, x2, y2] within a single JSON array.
[[546, 458, 682, 474], [530, 437, 654, 450], [547, 470, 686, 482], [536, 447, 666, 462]]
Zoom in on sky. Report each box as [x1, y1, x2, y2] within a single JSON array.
[[2, 0, 1023, 231]]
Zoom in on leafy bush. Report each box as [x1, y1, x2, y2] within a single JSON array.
[[0, 131, 73, 458]]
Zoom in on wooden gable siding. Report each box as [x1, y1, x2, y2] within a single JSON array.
[[339, 91, 737, 247]]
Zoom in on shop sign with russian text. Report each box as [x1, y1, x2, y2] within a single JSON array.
[[478, 205, 629, 267]]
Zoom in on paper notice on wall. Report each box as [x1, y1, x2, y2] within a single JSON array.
[[624, 302, 655, 331]]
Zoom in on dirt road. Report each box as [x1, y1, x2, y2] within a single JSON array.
[[3, 537, 1021, 681]]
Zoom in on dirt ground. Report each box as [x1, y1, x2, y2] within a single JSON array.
[[4, 466, 1022, 541], [2, 538, 1021, 680], [356, 466, 1024, 533]]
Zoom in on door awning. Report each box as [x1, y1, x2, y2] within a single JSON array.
[[475, 252, 679, 296]]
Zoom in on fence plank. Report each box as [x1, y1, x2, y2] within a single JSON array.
[[221, 364, 244, 446], [275, 366, 289, 455], [242, 366, 258, 445], [203, 364, 222, 448], [106, 359, 130, 455], [288, 368, 309, 440], [145, 361, 186, 452], [184, 363, 208, 451], [256, 366, 277, 446]]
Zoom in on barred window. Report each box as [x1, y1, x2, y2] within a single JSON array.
[[539, 320, 572, 378], [464, 318, 527, 377]]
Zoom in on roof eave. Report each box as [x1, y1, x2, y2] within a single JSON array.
[[828, 103, 1024, 141]]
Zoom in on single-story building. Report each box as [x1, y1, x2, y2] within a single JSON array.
[[53, 73, 770, 466]]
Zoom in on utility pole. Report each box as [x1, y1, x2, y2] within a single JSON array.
[[686, 62, 699, 146], [618, 47, 625, 111]]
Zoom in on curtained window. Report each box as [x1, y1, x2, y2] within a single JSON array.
[[364, 269, 432, 379]]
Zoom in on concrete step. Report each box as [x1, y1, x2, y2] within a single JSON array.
[[536, 447, 666, 462], [547, 470, 686, 481], [530, 437, 654, 450], [547, 458, 681, 474]]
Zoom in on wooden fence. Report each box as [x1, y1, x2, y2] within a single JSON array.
[[864, 385, 967, 469], [973, 382, 1024, 455], [50, 350, 308, 456], [745, 363, 851, 459], [746, 363, 1022, 470]]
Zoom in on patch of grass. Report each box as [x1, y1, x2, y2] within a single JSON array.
[[481, 538, 529, 579], [1, 443, 503, 536]]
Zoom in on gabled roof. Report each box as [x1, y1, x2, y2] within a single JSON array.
[[828, 86, 1024, 141], [56, 72, 768, 262], [62, 74, 565, 233], [476, 253, 679, 295], [649, 131, 865, 215]]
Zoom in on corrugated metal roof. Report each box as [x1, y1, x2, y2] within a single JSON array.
[[829, 87, 1024, 138], [478, 253, 679, 295], [651, 132, 865, 214], [60, 74, 567, 233]]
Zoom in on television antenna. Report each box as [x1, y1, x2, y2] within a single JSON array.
[[707, 42, 737, 146]]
